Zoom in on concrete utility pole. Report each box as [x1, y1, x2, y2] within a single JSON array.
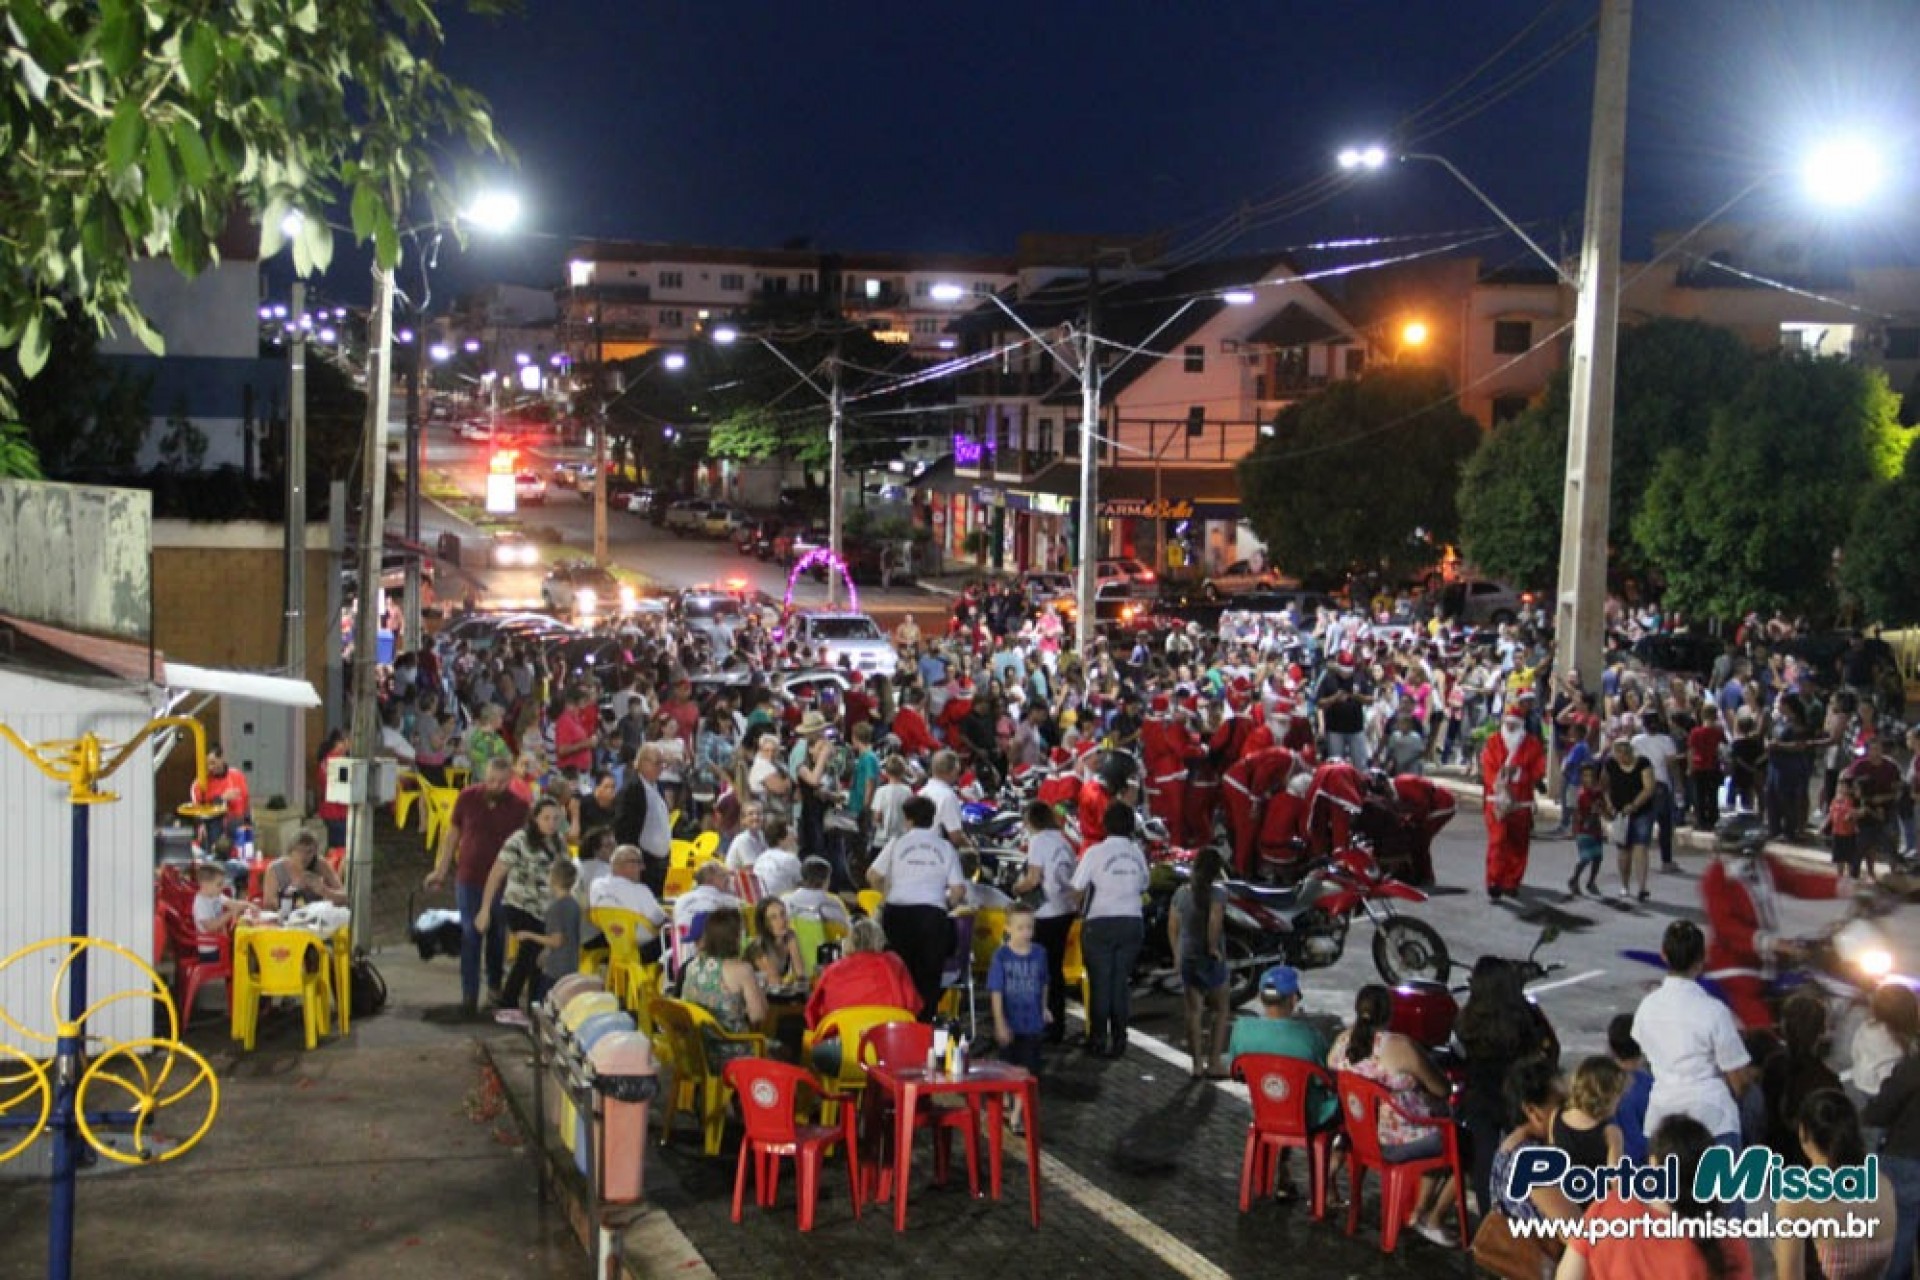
[[592, 291, 611, 567], [284, 281, 309, 811], [402, 325, 427, 650], [346, 265, 399, 948], [1553, 0, 1633, 693], [1074, 263, 1103, 658], [827, 349, 845, 606]]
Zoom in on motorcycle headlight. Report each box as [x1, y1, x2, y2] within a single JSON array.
[[1859, 948, 1895, 979]]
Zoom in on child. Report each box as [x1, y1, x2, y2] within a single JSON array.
[[1551, 1055, 1628, 1174], [190, 862, 248, 959], [513, 860, 583, 1009], [867, 755, 913, 857], [1827, 776, 1862, 882], [1568, 762, 1606, 895], [1606, 1013, 1655, 1162], [986, 904, 1049, 1134]]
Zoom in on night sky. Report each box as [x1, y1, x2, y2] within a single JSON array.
[[429, 0, 1919, 289]]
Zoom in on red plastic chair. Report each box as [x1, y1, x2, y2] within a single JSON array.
[[723, 1058, 859, 1232], [160, 904, 235, 1029], [1233, 1054, 1339, 1219], [1334, 1070, 1468, 1253], [858, 1022, 982, 1199]]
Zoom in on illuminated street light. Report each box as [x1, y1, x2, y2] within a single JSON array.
[[429, 343, 452, 362], [463, 338, 481, 353], [1401, 320, 1429, 347], [461, 189, 523, 234], [712, 325, 739, 344], [1336, 144, 1389, 171], [1802, 136, 1884, 208], [1339, 144, 1571, 283], [664, 351, 688, 370]]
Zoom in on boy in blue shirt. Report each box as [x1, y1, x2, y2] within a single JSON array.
[[1607, 1012, 1655, 1162], [988, 904, 1049, 1134]]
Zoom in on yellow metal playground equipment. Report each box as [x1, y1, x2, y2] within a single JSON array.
[[0, 717, 227, 1280]]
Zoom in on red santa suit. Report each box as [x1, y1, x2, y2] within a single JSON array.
[[1480, 721, 1548, 895], [938, 681, 976, 752], [891, 704, 940, 759], [1304, 760, 1368, 856], [1076, 773, 1112, 853], [1141, 695, 1200, 844], [1389, 774, 1457, 886], [1702, 852, 1838, 1029], [1222, 747, 1302, 878]]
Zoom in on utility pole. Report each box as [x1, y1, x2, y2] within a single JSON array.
[[1553, 0, 1633, 693], [1074, 263, 1103, 658], [402, 323, 426, 650], [592, 290, 610, 566], [826, 346, 845, 606], [284, 281, 309, 811], [346, 265, 398, 950]]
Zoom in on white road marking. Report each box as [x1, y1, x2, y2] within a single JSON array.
[[1525, 968, 1606, 995]]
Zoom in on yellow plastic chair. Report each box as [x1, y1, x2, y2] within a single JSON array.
[[628, 962, 665, 1038], [586, 907, 654, 1004], [691, 830, 721, 864], [420, 778, 461, 851], [446, 766, 470, 789], [856, 890, 884, 920], [662, 865, 696, 901], [801, 1004, 916, 1127], [238, 929, 335, 1051], [1062, 918, 1091, 1014], [669, 839, 698, 869], [650, 996, 767, 1156], [971, 907, 1008, 976], [392, 770, 423, 831]]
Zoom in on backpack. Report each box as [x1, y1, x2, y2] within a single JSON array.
[[348, 952, 389, 1020]]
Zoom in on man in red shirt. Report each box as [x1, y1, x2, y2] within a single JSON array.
[[1222, 746, 1305, 878], [425, 757, 532, 1017], [1685, 711, 1726, 832], [658, 677, 700, 751], [1841, 734, 1903, 877], [191, 744, 251, 848], [890, 687, 940, 759], [552, 687, 600, 776]]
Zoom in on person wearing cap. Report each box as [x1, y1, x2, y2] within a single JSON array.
[[1481, 696, 1548, 900], [891, 686, 941, 759], [1225, 963, 1340, 1197], [1314, 651, 1372, 766]]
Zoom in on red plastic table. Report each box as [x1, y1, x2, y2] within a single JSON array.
[[861, 1060, 1041, 1231]]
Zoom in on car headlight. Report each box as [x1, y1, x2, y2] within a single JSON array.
[[618, 586, 638, 611], [520, 547, 538, 566], [576, 588, 598, 612]]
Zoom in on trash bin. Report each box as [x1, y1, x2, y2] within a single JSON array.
[[437, 531, 462, 568], [548, 974, 604, 1013], [560, 991, 620, 1033], [572, 1011, 636, 1168], [588, 1031, 659, 1204]]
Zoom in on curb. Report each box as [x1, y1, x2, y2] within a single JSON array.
[[1427, 773, 1836, 872]]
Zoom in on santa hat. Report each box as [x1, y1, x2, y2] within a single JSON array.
[[1148, 693, 1171, 716], [1269, 696, 1296, 717], [1074, 740, 1099, 761], [1048, 746, 1072, 769], [1230, 675, 1253, 697]]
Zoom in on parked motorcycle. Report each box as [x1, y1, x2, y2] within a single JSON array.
[[1391, 925, 1564, 1104]]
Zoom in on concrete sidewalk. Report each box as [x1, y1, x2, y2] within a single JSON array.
[[0, 952, 584, 1280]]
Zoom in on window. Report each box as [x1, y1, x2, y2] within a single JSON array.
[[864, 279, 881, 300], [719, 273, 744, 292], [1065, 420, 1080, 457], [1886, 327, 1920, 361], [914, 280, 930, 297], [762, 275, 788, 295], [913, 318, 938, 335], [1037, 419, 1054, 456], [1186, 406, 1206, 438], [1183, 344, 1205, 373], [1491, 395, 1529, 424], [1492, 319, 1532, 354], [658, 309, 684, 329], [658, 270, 683, 289], [797, 273, 816, 293]]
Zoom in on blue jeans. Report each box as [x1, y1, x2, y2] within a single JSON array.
[[1325, 731, 1370, 767], [456, 880, 504, 1006], [1082, 916, 1144, 1048], [1885, 1154, 1920, 1280]]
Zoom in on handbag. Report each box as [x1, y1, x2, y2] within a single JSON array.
[[1607, 813, 1630, 847], [1470, 1208, 1560, 1280]]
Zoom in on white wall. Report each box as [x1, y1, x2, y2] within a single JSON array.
[[102, 259, 259, 359], [0, 669, 160, 1056]]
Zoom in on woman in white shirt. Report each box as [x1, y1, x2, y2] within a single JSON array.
[[1071, 800, 1149, 1059], [1012, 799, 1080, 1044]]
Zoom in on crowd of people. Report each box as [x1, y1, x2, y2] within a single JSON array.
[[271, 569, 1916, 1271]]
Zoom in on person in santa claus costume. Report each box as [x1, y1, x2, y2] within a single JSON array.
[[1387, 773, 1457, 887], [1221, 746, 1306, 879], [1701, 817, 1839, 1030], [1141, 692, 1205, 844], [1480, 696, 1548, 899], [1303, 757, 1368, 856], [1182, 696, 1224, 847], [937, 675, 976, 752], [1075, 744, 1114, 852]]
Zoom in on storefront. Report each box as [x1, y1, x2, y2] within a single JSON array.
[[1097, 468, 1244, 576]]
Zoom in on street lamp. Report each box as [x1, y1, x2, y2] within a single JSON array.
[[711, 325, 852, 605], [1339, 145, 1572, 283], [931, 280, 1252, 656], [1801, 136, 1885, 208]]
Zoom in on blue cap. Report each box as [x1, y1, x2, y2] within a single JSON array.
[[1259, 965, 1301, 1000]]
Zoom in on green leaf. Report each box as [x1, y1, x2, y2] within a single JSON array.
[[96, 0, 140, 78], [123, 307, 164, 357], [145, 130, 177, 206], [302, 213, 334, 274], [19, 310, 49, 379], [350, 181, 380, 242], [181, 23, 218, 92], [106, 97, 145, 174], [291, 1, 320, 34], [171, 119, 213, 187], [371, 207, 399, 270]]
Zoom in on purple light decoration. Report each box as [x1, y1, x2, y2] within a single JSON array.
[[777, 549, 859, 637]]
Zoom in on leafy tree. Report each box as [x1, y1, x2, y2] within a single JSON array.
[[1841, 435, 1920, 625], [1237, 365, 1481, 579], [1633, 357, 1908, 620], [156, 399, 208, 472], [0, 422, 41, 479], [1, 0, 506, 444], [5, 313, 151, 475], [1457, 318, 1753, 584]]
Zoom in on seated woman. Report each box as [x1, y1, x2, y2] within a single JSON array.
[[260, 831, 346, 914], [1560, 1116, 1754, 1280], [804, 917, 921, 1076], [1486, 1056, 1579, 1257], [1775, 1090, 1896, 1280], [1329, 983, 1460, 1247], [744, 897, 807, 992], [678, 907, 766, 1064]]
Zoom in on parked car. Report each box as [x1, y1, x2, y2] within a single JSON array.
[[1017, 571, 1075, 607], [549, 461, 596, 491], [514, 471, 547, 505], [1437, 578, 1527, 626], [623, 487, 658, 517], [676, 589, 749, 652], [1096, 557, 1156, 592], [788, 612, 898, 677], [703, 504, 752, 539], [664, 499, 715, 534], [456, 419, 492, 442], [542, 561, 636, 619], [1200, 559, 1298, 599], [489, 530, 540, 568]]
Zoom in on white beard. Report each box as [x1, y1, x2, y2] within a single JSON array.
[[1500, 726, 1524, 754]]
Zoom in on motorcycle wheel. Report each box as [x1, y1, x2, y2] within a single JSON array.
[[1371, 918, 1451, 986], [1226, 934, 1260, 1008]]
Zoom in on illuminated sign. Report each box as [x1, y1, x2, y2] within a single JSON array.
[[1099, 498, 1195, 519]]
